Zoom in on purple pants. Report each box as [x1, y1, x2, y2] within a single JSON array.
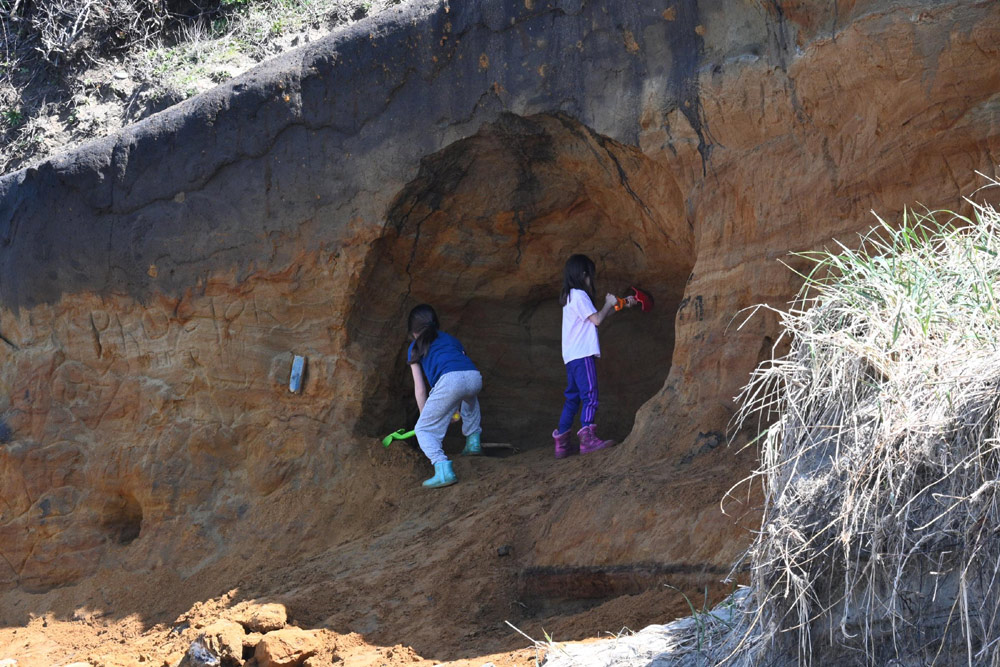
[[557, 356, 599, 434]]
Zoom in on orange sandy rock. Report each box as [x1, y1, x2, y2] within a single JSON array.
[[197, 620, 245, 664], [234, 603, 288, 634], [254, 628, 325, 667]]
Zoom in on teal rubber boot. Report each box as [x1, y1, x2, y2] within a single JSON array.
[[461, 431, 483, 456], [422, 461, 457, 488]]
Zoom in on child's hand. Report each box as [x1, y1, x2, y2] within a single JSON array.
[[604, 293, 617, 308]]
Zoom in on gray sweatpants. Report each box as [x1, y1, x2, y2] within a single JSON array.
[[415, 370, 483, 464]]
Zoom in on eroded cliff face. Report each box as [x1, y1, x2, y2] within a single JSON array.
[[1, 0, 999, 663]]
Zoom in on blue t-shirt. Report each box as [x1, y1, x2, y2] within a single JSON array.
[[408, 331, 478, 388]]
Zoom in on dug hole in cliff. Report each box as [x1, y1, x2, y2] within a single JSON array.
[[349, 112, 692, 448]]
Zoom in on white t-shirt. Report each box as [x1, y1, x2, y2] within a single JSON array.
[[562, 288, 600, 363]]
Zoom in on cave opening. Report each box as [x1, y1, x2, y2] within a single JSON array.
[[349, 112, 694, 449], [100, 492, 144, 546]]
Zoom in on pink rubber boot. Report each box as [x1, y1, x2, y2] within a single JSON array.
[[552, 429, 578, 459], [578, 424, 615, 454]]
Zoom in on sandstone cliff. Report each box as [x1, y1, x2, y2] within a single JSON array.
[[1, 0, 999, 664]]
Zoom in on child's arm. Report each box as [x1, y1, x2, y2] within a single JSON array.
[[411, 363, 428, 413], [587, 293, 619, 327]]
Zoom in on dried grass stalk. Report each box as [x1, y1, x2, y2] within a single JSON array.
[[720, 184, 1000, 666]]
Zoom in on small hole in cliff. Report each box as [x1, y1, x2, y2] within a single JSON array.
[[100, 493, 143, 545], [348, 112, 695, 447]]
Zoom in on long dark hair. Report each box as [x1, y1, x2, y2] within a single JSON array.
[[407, 304, 440, 363], [560, 254, 596, 306]]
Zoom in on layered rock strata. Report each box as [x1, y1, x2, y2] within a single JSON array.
[[1, 0, 999, 656]]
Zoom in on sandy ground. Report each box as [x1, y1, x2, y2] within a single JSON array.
[[0, 591, 699, 667], [0, 426, 754, 667]]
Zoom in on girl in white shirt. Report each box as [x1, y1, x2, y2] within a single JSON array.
[[553, 254, 632, 457]]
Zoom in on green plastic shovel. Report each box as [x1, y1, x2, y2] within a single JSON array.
[[381, 428, 416, 448]]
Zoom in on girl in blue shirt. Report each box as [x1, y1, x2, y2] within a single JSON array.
[[407, 304, 484, 488]]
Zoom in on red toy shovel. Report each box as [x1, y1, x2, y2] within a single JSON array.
[[614, 286, 654, 312]]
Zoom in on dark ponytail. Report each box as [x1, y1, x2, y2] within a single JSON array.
[[407, 304, 440, 363], [560, 254, 596, 306]]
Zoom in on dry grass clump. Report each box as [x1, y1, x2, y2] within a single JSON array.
[[721, 192, 1000, 665], [3, 0, 172, 68], [1, 0, 403, 174]]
